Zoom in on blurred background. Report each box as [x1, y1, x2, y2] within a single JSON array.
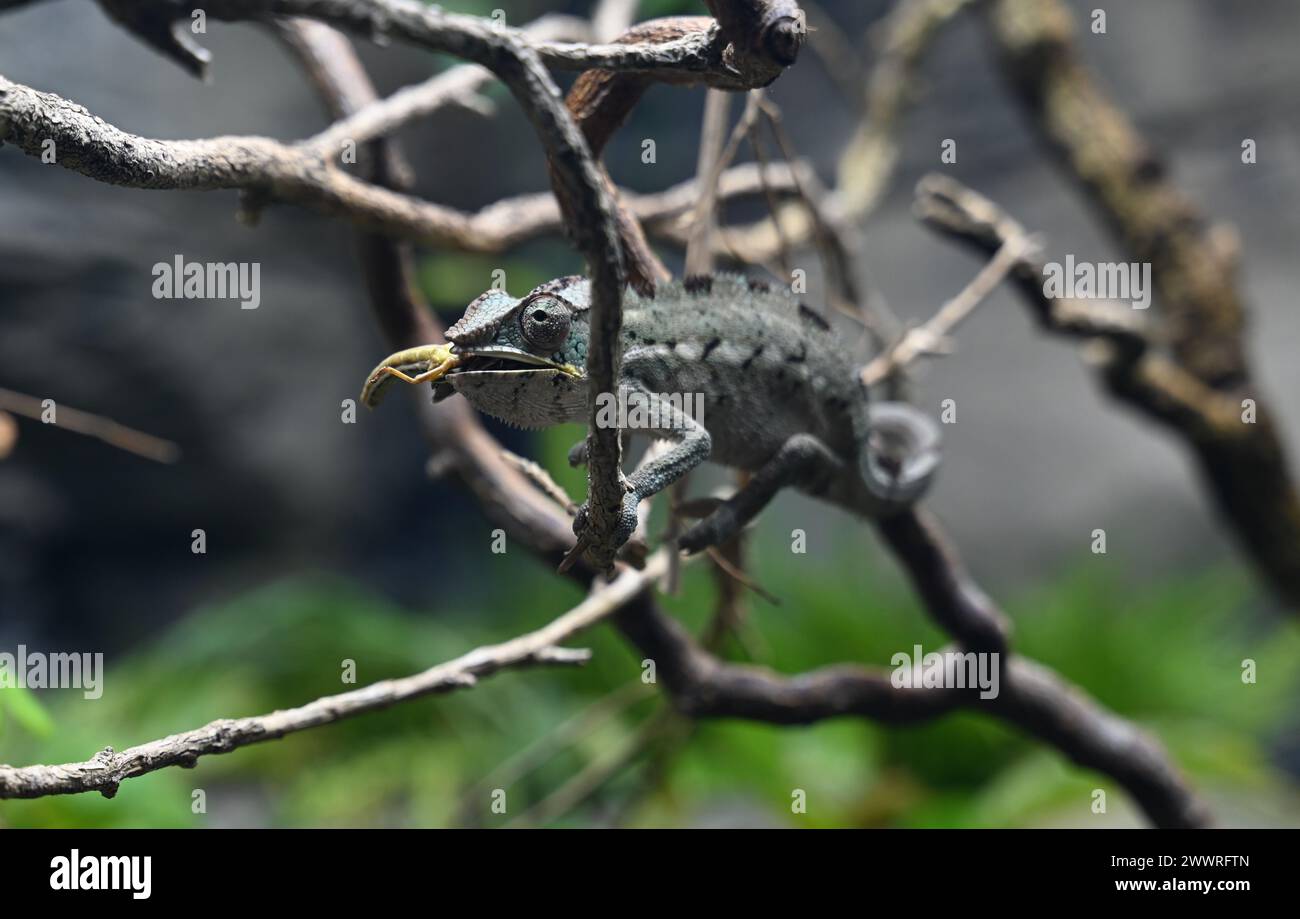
[[1, 0, 1298, 827]]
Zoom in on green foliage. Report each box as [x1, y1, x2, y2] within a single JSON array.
[[3, 529, 1297, 828], [0, 685, 55, 740]]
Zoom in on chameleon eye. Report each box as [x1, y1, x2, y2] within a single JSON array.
[[519, 297, 571, 353]]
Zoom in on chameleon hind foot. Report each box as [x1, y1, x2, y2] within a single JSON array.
[[678, 433, 842, 555]]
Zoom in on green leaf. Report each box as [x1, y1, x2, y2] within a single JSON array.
[[3, 686, 56, 738]]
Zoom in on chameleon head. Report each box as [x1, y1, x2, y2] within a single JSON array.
[[360, 278, 591, 429]]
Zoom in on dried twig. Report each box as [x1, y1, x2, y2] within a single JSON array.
[[690, 0, 972, 269], [0, 387, 179, 464], [298, 15, 594, 161], [684, 88, 734, 277], [592, 0, 642, 43], [294, 1, 634, 573], [0, 553, 671, 800], [916, 172, 1296, 607], [860, 233, 1034, 386], [500, 449, 578, 516], [983, 0, 1300, 609]]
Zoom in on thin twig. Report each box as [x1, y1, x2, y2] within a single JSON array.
[[500, 449, 578, 516], [0, 387, 179, 463], [0, 552, 670, 800], [860, 233, 1034, 386], [592, 0, 642, 43], [684, 88, 733, 277], [684, 90, 766, 271]]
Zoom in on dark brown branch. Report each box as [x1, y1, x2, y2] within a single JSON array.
[[614, 592, 1208, 828], [95, 0, 214, 79], [875, 508, 1010, 655]]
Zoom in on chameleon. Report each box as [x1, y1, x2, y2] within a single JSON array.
[[362, 274, 941, 557]]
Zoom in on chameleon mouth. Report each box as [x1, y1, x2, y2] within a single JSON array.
[[447, 345, 583, 378], [431, 346, 584, 403], [361, 343, 583, 408]]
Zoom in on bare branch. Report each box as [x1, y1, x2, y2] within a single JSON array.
[[684, 88, 734, 277], [875, 508, 1011, 655], [0, 553, 671, 800], [178, 0, 789, 89], [299, 14, 594, 160], [861, 232, 1034, 386], [983, 0, 1300, 610], [275, 19, 583, 558], [0, 387, 180, 463], [592, 0, 642, 43], [613, 578, 1207, 828], [558, 2, 805, 289], [692, 0, 972, 269], [913, 175, 1155, 351], [916, 172, 1300, 610]]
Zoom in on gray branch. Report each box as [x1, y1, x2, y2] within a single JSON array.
[[0, 553, 670, 800]]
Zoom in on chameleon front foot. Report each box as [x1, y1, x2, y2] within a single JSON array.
[[559, 492, 641, 573]]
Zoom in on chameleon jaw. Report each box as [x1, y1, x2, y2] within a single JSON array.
[[361, 343, 582, 408]]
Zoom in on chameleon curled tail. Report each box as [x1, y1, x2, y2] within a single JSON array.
[[858, 401, 942, 508]]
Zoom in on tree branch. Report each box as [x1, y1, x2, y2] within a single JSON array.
[[916, 170, 1300, 610], [979, 0, 1300, 610], [614, 573, 1208, 828], [274, 17, 583, 556], [76, 0, 788, 88], [0, 553, 670, 800]]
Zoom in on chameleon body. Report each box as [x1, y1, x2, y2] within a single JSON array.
[[363, 274, 940, 554]]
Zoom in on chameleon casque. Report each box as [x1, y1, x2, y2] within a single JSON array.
[[362, 274, 941, 557]]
